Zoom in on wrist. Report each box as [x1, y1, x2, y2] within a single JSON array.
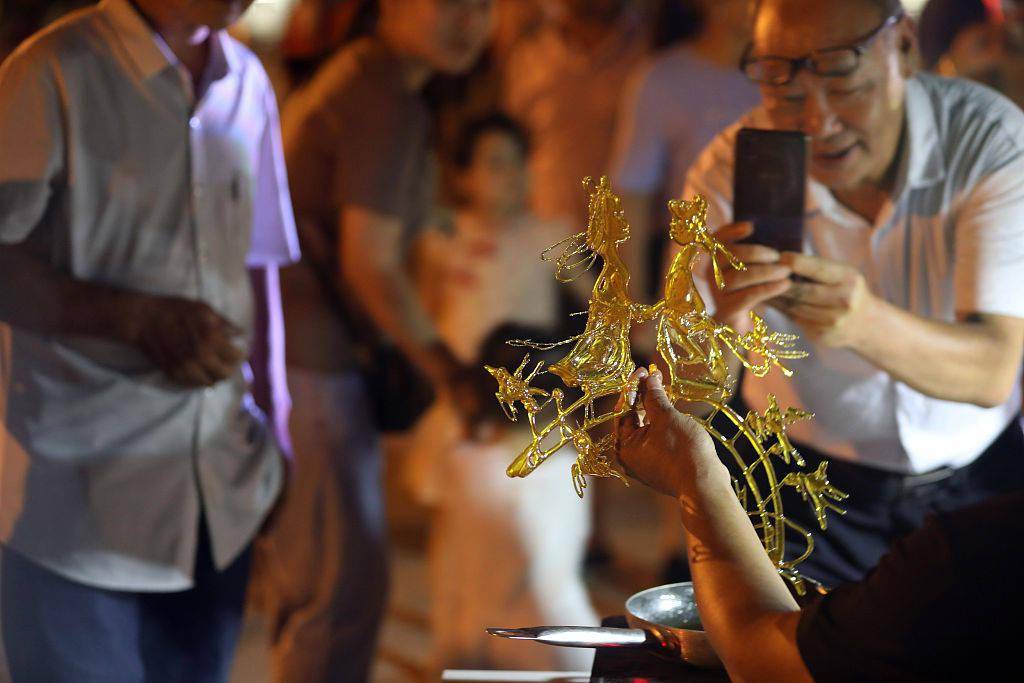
[[846, 290, 886, 352], [675, 455, 731, 503], [106, 289, 149, 345]]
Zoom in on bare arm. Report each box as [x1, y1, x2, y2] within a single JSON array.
[[617, 367, 814, 683], [248, 264, 292, 457], [0, 242, 245, 386], [0, 242, 139, 340], [339, 206, 458, 385], [779, 253, 1024, 408]]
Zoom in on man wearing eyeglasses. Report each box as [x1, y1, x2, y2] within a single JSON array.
[[683, 0, 1024, 587]]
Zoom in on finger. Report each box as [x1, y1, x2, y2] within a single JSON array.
[[624, 366, 648, 407], [781, 280, 849, 308], [614, 407, 642, 446], [214, 313, 244, 338], [198, 351, 236, 383], [720, 278, 793, 317], [211, 335, 247, 366], [783, 302, 838, 325], [713, 221, 754, 243], [723, 263, 791, 292], [637, 365, 676, 423], [729, 243, 782, 264], [780, 253, 849, 284]]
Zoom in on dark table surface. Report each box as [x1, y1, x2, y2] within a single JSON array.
[[590, 617, 730, 683]]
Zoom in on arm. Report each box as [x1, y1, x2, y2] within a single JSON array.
[[778, 253, 1024, 408], [778, 141, 1024, 408], [0, 242, 140, 340], [339, 206, 459, 386], [616, 367, 813, 683], [248, 265, 292, 458], [0, 243, 243, 386]]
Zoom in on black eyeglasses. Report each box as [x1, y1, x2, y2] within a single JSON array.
[[740, 11, 904, 86]]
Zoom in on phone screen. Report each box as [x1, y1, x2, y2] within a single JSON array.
[[733, 128, 808, 253]]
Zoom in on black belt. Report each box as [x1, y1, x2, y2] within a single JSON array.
[[794, 418, 1023, 503]]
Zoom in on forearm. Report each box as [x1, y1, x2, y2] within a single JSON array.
[[248, 265, 292, 457], [678, 469, 809, 683], [344, 255, 448, 380], [0, 243, 138, 341], [850, 299, 1023, 407]]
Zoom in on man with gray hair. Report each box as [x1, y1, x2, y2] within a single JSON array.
[[683, 0, 1024, 586]]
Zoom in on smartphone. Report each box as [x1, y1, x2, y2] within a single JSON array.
[[733, 128, 808, 253]]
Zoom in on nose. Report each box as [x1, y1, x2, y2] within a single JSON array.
[[799, 84, 842, 139]]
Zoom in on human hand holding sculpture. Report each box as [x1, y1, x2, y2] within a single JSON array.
[[708, 222, 792, 333], [119, 294, 246, 387], [615, 366, 729, 500], [774, 253, 879, 349]]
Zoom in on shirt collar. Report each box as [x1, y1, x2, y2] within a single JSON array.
[[101, 0, 238, 84], [903, 76, 946, 189]]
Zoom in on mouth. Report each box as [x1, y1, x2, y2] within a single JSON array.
[[812, 143, 858, 166]]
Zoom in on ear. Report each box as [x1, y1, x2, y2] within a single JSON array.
[[896, 16, 921, 77]]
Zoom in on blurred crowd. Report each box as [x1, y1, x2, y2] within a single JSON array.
[[2, 0, 1024, 681]]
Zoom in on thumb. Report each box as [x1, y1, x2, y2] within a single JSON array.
[[640, 365, 675, 422]]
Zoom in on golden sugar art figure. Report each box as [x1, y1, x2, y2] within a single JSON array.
[[486, 177, 847, 592], [487, 176, 660, 496]]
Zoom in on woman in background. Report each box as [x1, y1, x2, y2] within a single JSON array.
[[410, 114, 599, 673]]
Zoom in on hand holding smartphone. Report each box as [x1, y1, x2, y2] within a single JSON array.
[[733, 128, 809, 254]]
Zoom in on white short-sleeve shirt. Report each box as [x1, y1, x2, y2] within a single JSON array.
[[684, 74, 1024, 474], [0, 0, 299, 590]]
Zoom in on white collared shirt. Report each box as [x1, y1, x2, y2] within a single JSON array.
[[685, 74, 1024, 474], [0, 0, 299, 589]]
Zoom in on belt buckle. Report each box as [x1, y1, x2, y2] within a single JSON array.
[[901, 466, 955, 492]]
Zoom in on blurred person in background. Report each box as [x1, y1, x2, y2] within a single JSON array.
[[502, 0, 653, 570], [685, 0, 1024, 588], [0, 0, 299, 679], [919, 0, 1024, 107], [503, 0, 652, 235], [610, 0, 758, 304], [607, 0, 759, 583], [261, 1, 495, 681], [409, 114, 598, 674]]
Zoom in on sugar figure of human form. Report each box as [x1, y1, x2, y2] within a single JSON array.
[[498, 176, 660, 495]]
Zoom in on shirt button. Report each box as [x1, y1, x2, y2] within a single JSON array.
[[189, 117, 201, 130]]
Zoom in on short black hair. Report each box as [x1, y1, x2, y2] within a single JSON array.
[[451, 113, 530, 170], [917, 0, 987, 69]]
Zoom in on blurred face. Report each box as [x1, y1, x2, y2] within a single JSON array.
[[1001, 0, 1024, 46], [462, 130, 528, 215], [705, 0, 753, 32], [159, 0, 254, 30], [751, 0, 914, 191], [382, 0, 495, 75]]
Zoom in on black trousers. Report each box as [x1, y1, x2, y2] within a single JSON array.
[[749, 416, 1024, 588], [1, 519, 251, 683]]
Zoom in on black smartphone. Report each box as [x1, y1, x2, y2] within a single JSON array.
[[733, 128, 808, 253]]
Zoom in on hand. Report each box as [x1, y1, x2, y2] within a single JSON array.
[[421, 341, 483, 428], [710, 222, 793, 333], [121, 294, 245, 386], [615, 366, 726, 500], [774, 253, 878, 349]]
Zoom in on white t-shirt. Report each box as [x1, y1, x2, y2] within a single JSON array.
[[684, 74, 1024, 474]]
